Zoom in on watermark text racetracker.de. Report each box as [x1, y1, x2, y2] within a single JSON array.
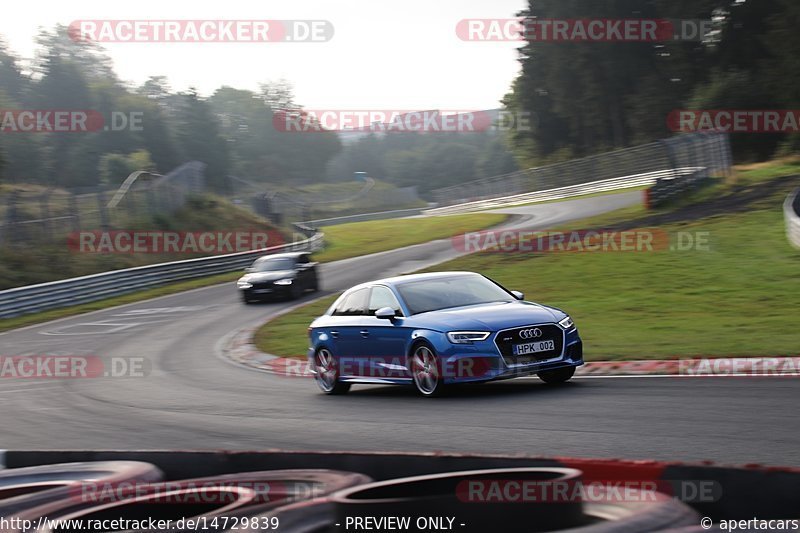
[[680, 357, 800, 377], [0, 109, 142, 133], [457, 18, 711, 42], [68, 230, 285, 254], [668, 109, 800, 133], [0, 355, 150, 379], [71, 480, 323, 504], [68, 20, 334, 43], [273, 109, 535, 133], [451, 229, 711, 253], [458, 478, 721, 504]]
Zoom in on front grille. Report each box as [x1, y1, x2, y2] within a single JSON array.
[[494, 324, 564, 366]]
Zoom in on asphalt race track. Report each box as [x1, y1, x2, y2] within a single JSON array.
[[1, 192, 798, 467]]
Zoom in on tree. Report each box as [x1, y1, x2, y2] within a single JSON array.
[[173, 89, 230, 191]]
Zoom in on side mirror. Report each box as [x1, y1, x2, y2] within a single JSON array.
[[375, 307, 396, 320], [511, 290, 524, 300], [244, 267, 254, 273]]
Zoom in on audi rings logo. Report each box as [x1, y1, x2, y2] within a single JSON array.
[[519, 328, 543, 339]]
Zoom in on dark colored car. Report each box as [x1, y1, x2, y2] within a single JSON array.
[[237, 252, 319, 303], [307, 271, 583, 396]]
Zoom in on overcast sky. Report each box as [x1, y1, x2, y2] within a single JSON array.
[[0, 0, 526, 110]]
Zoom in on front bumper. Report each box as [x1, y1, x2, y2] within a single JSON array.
[[241, 284, 292, 299], [435, 327, 584, 384]]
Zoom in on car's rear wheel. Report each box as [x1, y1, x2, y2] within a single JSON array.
[[537, 366, 576, 384], [289, 283, 301, 300], [410, 343, 445, 397], [314, 348, 350, 395]]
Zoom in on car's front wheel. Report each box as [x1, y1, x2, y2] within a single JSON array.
[[410, 343, 445, 397], [314, 348, 351, 395], [537, 366, 576, 384]]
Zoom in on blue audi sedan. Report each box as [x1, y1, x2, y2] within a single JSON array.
[[307, 271, 583, 396]]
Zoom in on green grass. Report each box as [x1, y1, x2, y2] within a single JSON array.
[[254, 176, 800, 361], [732, 156, 800, 185], [252, 295, 339, 358], [312, 213, 508, 263], [422, 189, 800, 360]]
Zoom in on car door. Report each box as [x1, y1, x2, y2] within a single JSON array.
[[358, 285, 410, 380], [293, 254, 308, 289], [326, 288, 370, 377]]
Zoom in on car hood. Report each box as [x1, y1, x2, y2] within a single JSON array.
[[239, 270, 295, 283], [408, 301, 565, 331]]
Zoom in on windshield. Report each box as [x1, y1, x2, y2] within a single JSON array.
[[396, 275, 515, 315], [253, 258, 295, 272]]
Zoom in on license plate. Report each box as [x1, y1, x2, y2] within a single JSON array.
[[254, 288, 273, 294], [513, 340, 555, 356]]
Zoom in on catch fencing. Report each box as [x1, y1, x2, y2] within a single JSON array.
[[0, 162, 206, 246], [230, 175, 421, 225], [430, 132, 732, 211]]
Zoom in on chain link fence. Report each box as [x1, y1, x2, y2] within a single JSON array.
[[0, 162, 206, 246], [431, 132, 732, 208], [229, 175, 422, 226]]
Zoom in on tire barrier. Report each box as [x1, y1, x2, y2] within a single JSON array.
[[0, 461, 163, 518], [330, 468, 585, 532], [326, 468, 699, 533], [245, 479, 700, 533], [0, 452, 798, 532], [6, 469, 371, 533]]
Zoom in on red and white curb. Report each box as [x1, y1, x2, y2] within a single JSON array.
[[223, 328, 800, 379]]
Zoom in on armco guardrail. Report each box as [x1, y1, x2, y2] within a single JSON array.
[[647, 166, 709, 207], [785, 188, 800, 249], [0, 225, 323, 319], [304, 207, 425, 227], [425, 168, 702, 215]]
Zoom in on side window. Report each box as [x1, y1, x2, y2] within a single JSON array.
[[368, 286, 403, 316], [332, 288, 369, 316]]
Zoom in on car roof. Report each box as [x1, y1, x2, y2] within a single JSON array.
[[347, 271, 481, 292], [254, 252, 307, 261]]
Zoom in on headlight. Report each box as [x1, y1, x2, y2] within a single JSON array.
[[447, 331, 491, 344], [558, 316, 574, 330], [237, 281, 253, 289], [274, 278, 293, 285]]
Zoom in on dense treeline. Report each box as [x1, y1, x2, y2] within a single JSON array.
[[503, 0, 800, 166], [2, 1, 798, 195], [325, 132, 519, 193], [0, 27, 341, 191]]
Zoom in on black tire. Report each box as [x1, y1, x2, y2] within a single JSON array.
[[241, 292, 254, 304], [289, 283, 302, 300], [311, 276, 319, 292], [0, 461, 163, 518], [409, 342, 446, 397], [537, 366, 576, 384], [314, 348, 351, 395]]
